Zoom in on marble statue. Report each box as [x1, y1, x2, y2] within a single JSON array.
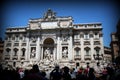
[[62, 48, 68, 58], [44, 48, 51, 59], [31, 48, 36, 58]]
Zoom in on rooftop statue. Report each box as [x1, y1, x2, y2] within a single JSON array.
[[43, 8, 56, 20]]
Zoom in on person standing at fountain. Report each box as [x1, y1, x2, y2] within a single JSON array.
[[50, 66, 62, 80], [62, 66, 71, 80], [22, 64, 44, 80]]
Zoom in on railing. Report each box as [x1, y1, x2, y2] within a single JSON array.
[[12, 55, 18, 60], [20, 56, 25, 60], [4, 55, 10, 60], [74, 39, 80, 42], [74, 39, 80, 45], [74, 55, 81, 60], [94, 38, 100, 41], [84, 55, 91, 60]]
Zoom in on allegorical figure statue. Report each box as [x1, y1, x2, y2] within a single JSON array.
[[31, 48, 36, 58], [44, 48, 51, 59], [62, 47, 68, 58]]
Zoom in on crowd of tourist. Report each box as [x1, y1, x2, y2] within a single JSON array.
[[0, 63, 120, 80]]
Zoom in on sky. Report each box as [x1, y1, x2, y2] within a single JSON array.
[[0, 0, 120, 47]]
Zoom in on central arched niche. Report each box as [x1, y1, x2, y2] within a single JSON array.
[[44, 38, 54, 45], [43, 38, 54, 59]]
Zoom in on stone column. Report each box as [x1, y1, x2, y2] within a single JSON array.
[[80, 34, 84, 61], [68, 30, 73, 60], [57, 31, 60, 60], [36, 37, 40, 61], [26, 35, 30, 61], [41, 46, 43, 60], [11, 40, 14, 60], [53, 47, 55, 60], [59, 44, 62, 60], [100, 33, 104, 59], [90, 34, 94, 60], [55, 46, 57, 60]]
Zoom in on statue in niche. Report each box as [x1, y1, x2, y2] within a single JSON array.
[[44, 48, 51, 60], [62, 47, 68, 58], [63, 35, 68, 42], [30, 36, 36, 42], [30, 47, 36, 58]]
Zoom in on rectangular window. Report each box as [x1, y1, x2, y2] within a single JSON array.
[[84, 33, 89, 39], [94, 33, 99, 39], [96, 49, 99, 54], [75, 26, 78, 28], [94, 24, 96, 27], [20, 37, 23, 40], [85, 25, 87, 28], [15, 36, 19, 42], [14, 51, 17, 56], [76, 50, 79, 55], [86, 50, 89, 55], [74, 34, 79, 39]]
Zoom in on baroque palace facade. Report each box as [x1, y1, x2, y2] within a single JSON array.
[[3, 9, 104, 69]]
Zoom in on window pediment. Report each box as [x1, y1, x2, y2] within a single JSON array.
[[74, 47, 80, 51], [84, 47, 90, 50]]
